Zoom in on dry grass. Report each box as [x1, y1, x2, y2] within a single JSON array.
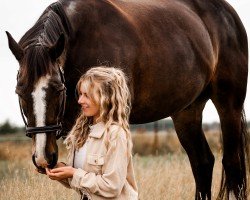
[[132, 129, 222, 155], [0, 131, 230, 200], [134, 154, 222, 200]]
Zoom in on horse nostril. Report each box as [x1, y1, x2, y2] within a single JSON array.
[[32, 154, 39, 168], [32, 154, 46, 173], [48, 153, 58, 169], [32, 152, 49, 168]]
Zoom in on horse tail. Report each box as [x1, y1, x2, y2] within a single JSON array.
[[217, 109, 250, 199], [239, 110, 250, 198]]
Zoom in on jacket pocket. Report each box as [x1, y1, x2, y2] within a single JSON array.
[[87, 154, 104, 174], [87, 154, 105, 165]]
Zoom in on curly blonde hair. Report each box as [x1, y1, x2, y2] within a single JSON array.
[[64, 66, 132, 154]]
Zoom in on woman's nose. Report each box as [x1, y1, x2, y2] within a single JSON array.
[[78, 96, 82, 104], [78, 95, 85, 104]]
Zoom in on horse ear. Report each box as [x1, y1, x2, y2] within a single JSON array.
[[49, 33, 65, 61], [6, 31, 24, 61]]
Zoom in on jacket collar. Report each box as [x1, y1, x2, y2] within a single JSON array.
[[88, 121, 106, 138]]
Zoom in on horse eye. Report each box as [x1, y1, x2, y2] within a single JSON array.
[[56, 87, 65, 94], [56, 90, 63, 95], [52, 83, 65, 92]]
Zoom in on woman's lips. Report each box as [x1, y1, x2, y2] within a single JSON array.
[[82, 105, 89, 111]]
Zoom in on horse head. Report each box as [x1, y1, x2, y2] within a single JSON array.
[[6, 32, 66, 172]]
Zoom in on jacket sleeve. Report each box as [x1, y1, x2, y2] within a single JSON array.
[[70, 127, 128, 198]]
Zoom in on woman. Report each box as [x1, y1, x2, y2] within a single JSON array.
[[45, 66, 138, 200]]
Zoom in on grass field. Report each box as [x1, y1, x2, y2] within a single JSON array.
[[0, 131, 237, 200]]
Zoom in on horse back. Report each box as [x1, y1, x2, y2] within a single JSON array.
[[61, 0, 247, 122]]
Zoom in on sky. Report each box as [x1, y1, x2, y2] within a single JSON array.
[[0, 0, 249, 126]]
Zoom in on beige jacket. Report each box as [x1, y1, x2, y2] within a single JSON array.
[[60, 122, 138, 200]]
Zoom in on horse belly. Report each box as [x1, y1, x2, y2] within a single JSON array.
[[130, 67, 208, 124]]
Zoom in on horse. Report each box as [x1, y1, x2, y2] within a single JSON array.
[[6, 0, 249, 199]]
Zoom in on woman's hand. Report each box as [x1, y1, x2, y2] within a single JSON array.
[[46, 166, 76, 181], [35, 162, 66, 175]]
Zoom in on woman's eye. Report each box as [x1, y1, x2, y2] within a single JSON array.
[[84, 93, 89, 98], [80, 92, 87, 97], [78, 92, 89, 99]]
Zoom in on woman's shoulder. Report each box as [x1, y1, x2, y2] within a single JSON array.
[[108, 123, 127, 141]]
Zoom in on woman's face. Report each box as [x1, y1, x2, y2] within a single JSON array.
[[78, 82, 100, 123]]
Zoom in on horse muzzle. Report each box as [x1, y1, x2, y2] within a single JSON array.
[[32, 152, 58, 172]]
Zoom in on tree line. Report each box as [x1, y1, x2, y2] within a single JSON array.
[[0, 119, 249, 135], [0, 120, 24, 134]]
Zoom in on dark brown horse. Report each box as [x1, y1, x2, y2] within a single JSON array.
[[6, 0, 249, 199]]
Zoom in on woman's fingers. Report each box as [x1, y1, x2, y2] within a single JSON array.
[[46, 168, 66, 180], [50, 167, 65, 173], [45, 168, 51, 175]]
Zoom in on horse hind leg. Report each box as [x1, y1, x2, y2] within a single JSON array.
[[211, 75, 249, 199], [171, 95, 214, 200]]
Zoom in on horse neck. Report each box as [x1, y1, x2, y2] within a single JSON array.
[[50, 1, 74, 39]]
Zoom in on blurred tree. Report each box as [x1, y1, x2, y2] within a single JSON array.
[[0, 120, 24, 134]]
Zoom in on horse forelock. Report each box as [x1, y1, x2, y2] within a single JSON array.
[[17, 46, 53, 90]]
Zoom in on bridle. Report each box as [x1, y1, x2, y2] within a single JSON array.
[[17, 65, 67, 139]]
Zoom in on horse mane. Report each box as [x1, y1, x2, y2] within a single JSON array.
[[17, 1, 73, 88]]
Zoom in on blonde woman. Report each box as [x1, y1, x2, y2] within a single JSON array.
[[45, 66, 138, 200]]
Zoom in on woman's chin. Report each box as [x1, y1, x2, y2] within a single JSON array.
[[83, 112, 92, 117]]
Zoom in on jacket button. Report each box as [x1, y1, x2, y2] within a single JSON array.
[[95, 159, 97, 163]]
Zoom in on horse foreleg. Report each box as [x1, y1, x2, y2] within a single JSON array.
[[172, 98, 214, 200]]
